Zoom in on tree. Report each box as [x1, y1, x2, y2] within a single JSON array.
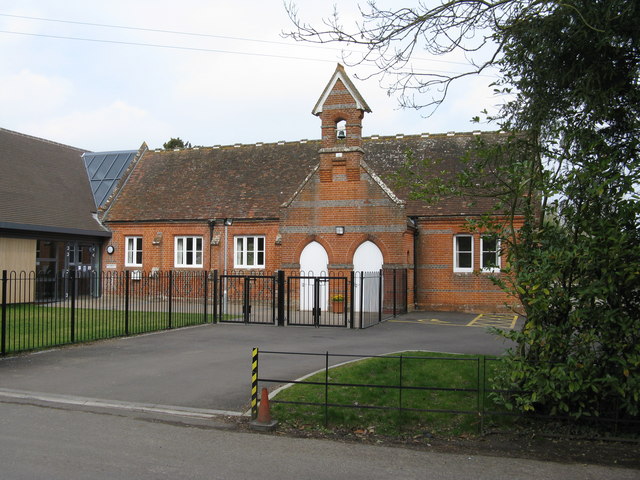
[[163, 137, 191, 150], [286, 1, 640, 420]]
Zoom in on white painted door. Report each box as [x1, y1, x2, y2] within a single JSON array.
[[353, 241, 383, 312], [299, 241, 329, 311]]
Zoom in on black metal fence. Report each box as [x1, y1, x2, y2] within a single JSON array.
[[1, 267, 408, 355], [219, 272, 276, 325], [1, 269, 215, 355], [251, 349, 640, 434]]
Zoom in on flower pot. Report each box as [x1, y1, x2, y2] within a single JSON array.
[[332, 300, 344, 313]]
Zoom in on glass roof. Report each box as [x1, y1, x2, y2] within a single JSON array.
[[82, 150, 137, 208]]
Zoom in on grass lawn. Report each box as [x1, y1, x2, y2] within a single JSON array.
[[1, 304, 212, 354], [270, 351, 506, 436]]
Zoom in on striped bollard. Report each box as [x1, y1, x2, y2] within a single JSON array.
[[251, 347, 259, 419]]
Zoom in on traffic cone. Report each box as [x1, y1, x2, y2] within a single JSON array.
[[250, 387, 278, 431]]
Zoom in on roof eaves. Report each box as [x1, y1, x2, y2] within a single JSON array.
[[0, 221, 112, 238]]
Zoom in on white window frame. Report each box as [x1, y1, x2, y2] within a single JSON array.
[[481, 236, 501, 272], [174, 236, 203, 268], [234, 235, 265, 269], [125, 236, 143, 267], [453, 235, 474, 273]]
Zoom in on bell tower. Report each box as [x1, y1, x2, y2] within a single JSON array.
[[312, 64, 371, 182]]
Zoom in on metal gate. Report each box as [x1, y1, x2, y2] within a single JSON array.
[[287, 275, 348, 327], [218, 274, 276, 324]]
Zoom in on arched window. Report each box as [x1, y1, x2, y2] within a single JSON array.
[[336, 120, 346, 140]]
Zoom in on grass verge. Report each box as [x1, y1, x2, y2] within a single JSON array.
[[1, 304, 213, 353], [270, 351, 506, 436]]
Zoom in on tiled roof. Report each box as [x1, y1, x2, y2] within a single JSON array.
[[0, 128, 109, 236], [363, 132, 500, 216], [103, 132, 502, 222], [103, 141, 320, 222]]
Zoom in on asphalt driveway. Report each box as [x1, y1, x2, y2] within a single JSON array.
[[0, 311, 518, 413]]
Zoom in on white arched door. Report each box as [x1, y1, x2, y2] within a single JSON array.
[[299, 241, 328, 311], [353, 241, 383, 312]]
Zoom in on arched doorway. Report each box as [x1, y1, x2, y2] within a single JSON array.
[[299, 241, 329, 311], [353, 241, 383, 312]]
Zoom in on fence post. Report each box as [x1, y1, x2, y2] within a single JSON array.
[[168, 270, 173, 329], [124, 271, 130, 335], [212, 270, 218, 323], [243, 276, 250, 324], [349, 271, 355, 329], [359, 271, 364, 329], [324, 350, 329, 427], [70, 268, 76, 343], [477, 356, 483, 434], [277, 270, 285, 326], [398, 353, 403, 432], [313, 279, 320, 328], [393, 269, 397, 317], [480, 356, 486, 434], [203, 270, 208, 323], [1, 270, 7, 355], [251, 347, 259, 419], [378, 269, 383, 324]]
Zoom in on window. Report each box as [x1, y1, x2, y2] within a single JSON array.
[[336, 119, 346, 139], [454, 235, 473, 272], [125, 237, 143, 266], [175, 236, 203, 268], [235, 236, 265, 268], [481, 236, 501, 272]]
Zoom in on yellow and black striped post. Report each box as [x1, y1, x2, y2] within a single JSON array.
[[251, 347, 259, 419]]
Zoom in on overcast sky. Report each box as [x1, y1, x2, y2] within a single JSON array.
[[1, 1, 503, 152]]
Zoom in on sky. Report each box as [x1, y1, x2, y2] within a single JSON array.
[[0, 1, 503, 152]]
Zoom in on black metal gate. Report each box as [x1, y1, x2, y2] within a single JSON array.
[[286, 275, 349, 327], [218, 274, 276, 324]]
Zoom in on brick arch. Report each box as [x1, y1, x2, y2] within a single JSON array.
[[292, 235, 336, 265], [346, 235, 389, 266]]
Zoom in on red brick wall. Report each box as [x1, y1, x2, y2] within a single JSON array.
[[103, 220, 280, 273], [414, 217, 519, 312]]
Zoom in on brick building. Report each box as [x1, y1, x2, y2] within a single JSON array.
[[100, 65, 519, 312]]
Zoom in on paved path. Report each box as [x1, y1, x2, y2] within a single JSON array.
[[0, 400, 636, 480], [1, 313, 638, 479], [0, 311, 513, 413]]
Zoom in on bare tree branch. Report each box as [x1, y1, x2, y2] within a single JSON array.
[[283, 0, 549, 114]]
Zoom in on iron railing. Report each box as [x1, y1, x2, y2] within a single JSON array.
[[1, 269, 215, 355], [251, 349, 640, 434], [1, 268, 409, 355]]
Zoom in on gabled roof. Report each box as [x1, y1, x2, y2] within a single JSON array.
[[83, 147, 142, 208], [103, 132, 502, 223], [312, 64, 372, 116], [0, 128, 109, 237]]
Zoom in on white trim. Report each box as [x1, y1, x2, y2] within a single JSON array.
[[481, 236, 501, 272], [124, 236, 142, 267], [312, 64, 372, 116], [453, 235, 474, 273], [234, 235, 265, 269], [174, 236, 203, 268]]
